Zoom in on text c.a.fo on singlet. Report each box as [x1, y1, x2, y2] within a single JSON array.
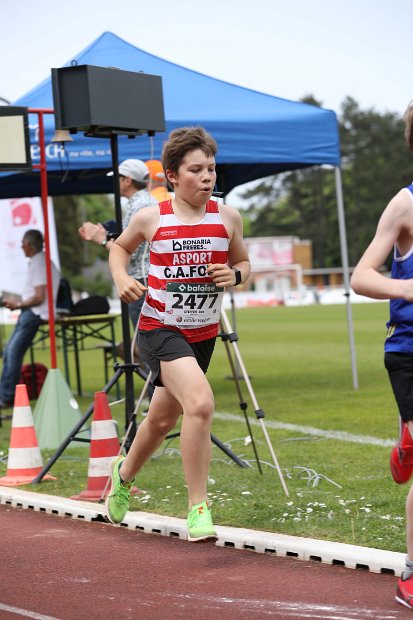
[[386, 183, 413, 353], [138, 199, 230, 343]]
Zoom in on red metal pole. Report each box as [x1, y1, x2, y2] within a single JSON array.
[[30, 108, 57, 369]]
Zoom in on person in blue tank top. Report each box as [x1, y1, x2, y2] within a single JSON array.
[[351, 100, 413, 610]]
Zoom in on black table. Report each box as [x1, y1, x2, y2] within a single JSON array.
[[31, 313, 118, 396]]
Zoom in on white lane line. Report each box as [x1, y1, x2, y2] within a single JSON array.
[[214, 412, 395, 448], [161, 592, 398, 619], [0, 603, 61, 620]]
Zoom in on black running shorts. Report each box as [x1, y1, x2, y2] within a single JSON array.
[[385, 352, 413, 422], [138, 328, 216, 387]]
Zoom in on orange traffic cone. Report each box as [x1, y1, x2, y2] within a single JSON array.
[[71, 391, 139, 501], [0, 384, 56, 486]]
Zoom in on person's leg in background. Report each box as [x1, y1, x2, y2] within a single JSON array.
[[127, 277, 147, 332], [396, 449, 413, 609], [0, 309, 41, 406], [386, 353, 413, 484], [127, 286, 154, 399], [115, 291, 144, 362], [127, 296, 145, 333], [385, 353, 413, 608]]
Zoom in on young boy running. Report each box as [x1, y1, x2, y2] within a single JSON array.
[[106, 126, 250, 541], [351, 101, 413, 608]]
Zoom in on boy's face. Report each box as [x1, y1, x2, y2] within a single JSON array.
[[167, 149, 216, 206]]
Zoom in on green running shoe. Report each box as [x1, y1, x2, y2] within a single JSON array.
[[187, 500, 217, 542], [105, 455, 134, 524]]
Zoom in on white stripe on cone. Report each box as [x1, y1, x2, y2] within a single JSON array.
[[10, 407, 35, 427], [87, 456, 115, 477], [91, 420, 118, 440], [7, 447, 43, 469], [69, 393, 121, 498]]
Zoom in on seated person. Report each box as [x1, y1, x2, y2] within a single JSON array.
[[0, 229, 60, 408]]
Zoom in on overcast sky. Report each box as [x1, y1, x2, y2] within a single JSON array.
[[0, 0, 410, 115], [0, 0, 410, 205]]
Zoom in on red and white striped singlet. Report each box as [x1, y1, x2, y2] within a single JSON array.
[[139, 199, 230, 342]]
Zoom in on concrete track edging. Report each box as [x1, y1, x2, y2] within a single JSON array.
[[0, 485, 404, 577]]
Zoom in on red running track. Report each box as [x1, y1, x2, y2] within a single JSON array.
[[0, 504, 411, 620]]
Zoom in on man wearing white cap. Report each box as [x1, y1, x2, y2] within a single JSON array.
[[79, 159, 158, 327]]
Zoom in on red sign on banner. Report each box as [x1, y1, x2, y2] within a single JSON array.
[[11, 200, 36, 226]]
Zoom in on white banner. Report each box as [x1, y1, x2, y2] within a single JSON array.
[[245, 237, 294, 269], [0, 197, 60, 295]]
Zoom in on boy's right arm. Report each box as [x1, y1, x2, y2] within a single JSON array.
[[108, 207, 158, 303], [351, 190, 413, 301], [109, 243, 147, 303]]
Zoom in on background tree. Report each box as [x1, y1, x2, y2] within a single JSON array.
[[53, 193, 114, 295], [340, 97, 411, 266], [241, 97, 412, 269]]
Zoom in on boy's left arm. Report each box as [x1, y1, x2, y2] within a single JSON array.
[[207, 206, 250, 288]]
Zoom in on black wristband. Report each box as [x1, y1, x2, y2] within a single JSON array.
[[231, 268, 242, 286]]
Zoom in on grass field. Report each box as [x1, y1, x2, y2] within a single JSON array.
[[0, 301, 408, 553]]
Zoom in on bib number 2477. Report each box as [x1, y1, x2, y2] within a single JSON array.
[[164, 282, 224, 327]]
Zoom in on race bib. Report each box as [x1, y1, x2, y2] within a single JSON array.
[[164, 282, 224, 327]]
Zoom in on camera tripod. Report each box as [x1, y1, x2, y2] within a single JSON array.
[[32, 305, 288, 497], [31, 308, 251, 484], [103, 305, 289, 496], [219, 307, 289, 495], [93, 304, 289, 494]]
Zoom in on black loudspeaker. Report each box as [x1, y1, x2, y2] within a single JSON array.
[[51, 64, 165, 138]]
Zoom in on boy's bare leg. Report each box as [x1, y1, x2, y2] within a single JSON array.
[[160, 356, 214, 508], [119, 386, 183, 482], [406, 421, 413, 560]]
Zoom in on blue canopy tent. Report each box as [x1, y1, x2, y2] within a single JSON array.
[[1, 31, 340, 196], [0, 32, 357, 387]]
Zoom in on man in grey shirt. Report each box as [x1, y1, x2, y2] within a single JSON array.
[[79, 159, 158, 327]]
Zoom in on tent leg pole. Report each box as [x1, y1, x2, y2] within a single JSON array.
[[335, 166, 359, 390], [110, 133, 137, 446]]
